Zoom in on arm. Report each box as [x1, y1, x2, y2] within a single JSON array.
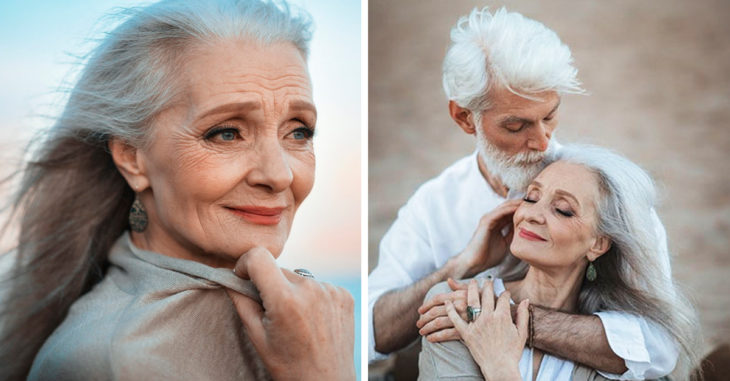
[[373, 257, 466, 354], [531, 307, 627, 374], [371, 200, 519, 357]]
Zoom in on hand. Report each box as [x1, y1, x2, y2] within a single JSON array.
[[452, 200, 520, 278], [416, 278, 467, 342], [226, 247, 355, 381], [445, 279, 529, 381]]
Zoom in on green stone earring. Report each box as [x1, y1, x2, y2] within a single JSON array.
[[129, 196, 148, 232], [586, 262, 597, 282]]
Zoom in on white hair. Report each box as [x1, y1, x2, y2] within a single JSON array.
[[442, 7, 584, 112], [475, 123, 555, 192], [499, 144, 702, 379]]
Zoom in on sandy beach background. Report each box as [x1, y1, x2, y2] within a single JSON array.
[[369, 0, 730, 368]]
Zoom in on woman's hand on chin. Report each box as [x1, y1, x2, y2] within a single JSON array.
[[226, 247, 355, 381], [445, 279, 528, 381]]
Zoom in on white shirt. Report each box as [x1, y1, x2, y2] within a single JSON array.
[[368, 151, 677, 380], [491, 278, 575, 381]]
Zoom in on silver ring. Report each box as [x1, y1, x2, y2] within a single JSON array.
[[466, 306, 482, 322], [293, 268, 315, 279]]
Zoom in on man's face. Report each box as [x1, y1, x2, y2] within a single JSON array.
[[478, 86, 560, 155], [475, 86, 561, 191]]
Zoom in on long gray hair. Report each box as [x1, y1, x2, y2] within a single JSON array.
[[0, 1, 312, 378], [498, 144, 702, 379]]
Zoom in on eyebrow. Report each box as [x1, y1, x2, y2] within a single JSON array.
[[196, 99, 317, 122], [547, 98, 561, 117], [289, 100, 318, 119], [531, 181, 580, 206], [498, 98, 562, 126], [196, 101, 260, 121]]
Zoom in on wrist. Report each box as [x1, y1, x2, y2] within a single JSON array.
[[482, 366, 521, 381], [445, 255, 472, 279]]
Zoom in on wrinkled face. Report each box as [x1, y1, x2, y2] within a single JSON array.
[[139, 40, 316, 267], [478, 86, 560, 156], [475, 86, 560, 190], [510, 161, 604, 271]]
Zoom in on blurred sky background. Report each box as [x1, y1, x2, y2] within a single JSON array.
[[0, 0, 361, 374]]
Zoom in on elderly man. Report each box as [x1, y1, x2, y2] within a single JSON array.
[[369, 7, 677, 379]]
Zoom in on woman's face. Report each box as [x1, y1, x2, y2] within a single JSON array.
[[137, 40, 316, 267], [510, 161, 607, 272]]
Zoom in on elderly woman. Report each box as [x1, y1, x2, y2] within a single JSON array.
[[0, 1, 354, 380], [417, 145, 701, 380]]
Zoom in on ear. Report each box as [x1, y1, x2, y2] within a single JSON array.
[[448, 100, 477, 135], [109, 138, 150, 193], [587, 235, 611, 261]]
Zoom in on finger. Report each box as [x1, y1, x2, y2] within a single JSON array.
[[491, 207, 518, 234], [495, 291, 511, 316], [426, 328, 461, 343], [467, 279, 480, 309], [445, 300, 468, 334], [448, 277, 467, 291], [233, 247, 289, 300], [419, 316, 454, 336], [418, 290, 465, 314], [416, 305, 446, 328], [225, 289, 267, 348], [481, 279, 495, 311], [418, 293, 448, 314], [516, 299, 530, 345]]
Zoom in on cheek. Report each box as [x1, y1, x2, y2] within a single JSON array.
[[146, 138, 244, 211], [289, 150, 315, 206], [549, 220, 594, 258]]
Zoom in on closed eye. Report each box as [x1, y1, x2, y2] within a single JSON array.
[[556, 208, 574, 217], [523, 197, 537, 203]]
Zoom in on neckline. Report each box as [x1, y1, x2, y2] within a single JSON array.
[[119, 232, 261, 303]]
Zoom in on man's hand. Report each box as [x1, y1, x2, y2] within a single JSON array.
[[226, 247, 355, 381], [416, 278, 467, 342], [452, 199, 520, 278]]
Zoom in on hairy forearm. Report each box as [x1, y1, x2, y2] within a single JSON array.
[[532, 307, 627, 374], [373, 259, 464, 354]]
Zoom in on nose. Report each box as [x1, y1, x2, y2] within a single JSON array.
[[522, 201, 546, 225], [526, 121, 552, 152], [246, 137, 293, 193]]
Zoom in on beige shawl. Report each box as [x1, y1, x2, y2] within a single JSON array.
[[29, 232, 270, 380]]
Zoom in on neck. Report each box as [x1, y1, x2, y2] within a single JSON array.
[[505, 264, 586, 312], [476, 153, 509, 198], [130, 229, 236, 269]]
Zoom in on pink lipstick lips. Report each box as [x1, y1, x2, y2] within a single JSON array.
[[227, 206, 284, 225], [518, 227, 547, 242]]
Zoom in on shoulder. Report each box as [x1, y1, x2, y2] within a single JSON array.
[[30, 276, 254, 380], [399, 153, 481, 218]]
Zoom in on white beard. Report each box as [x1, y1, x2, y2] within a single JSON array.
[[475, 128, 556, 192]]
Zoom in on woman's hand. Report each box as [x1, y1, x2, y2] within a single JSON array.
[[226, 247, 355, 381], [417, 278, 468, 342], [445, 279, 529, 381], [452, 199, 520, 278]]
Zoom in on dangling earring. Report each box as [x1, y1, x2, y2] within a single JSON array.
[[129, 195, 148, 232], [586, 261, 597, 282]]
